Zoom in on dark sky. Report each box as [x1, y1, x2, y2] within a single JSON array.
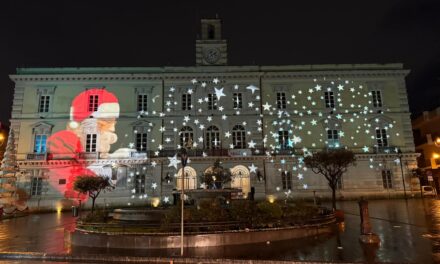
[[1, 0, 439, 125]]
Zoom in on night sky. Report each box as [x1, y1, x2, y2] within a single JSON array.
[[1, 0, 439, 125]]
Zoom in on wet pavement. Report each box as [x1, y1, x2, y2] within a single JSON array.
[[0, 198, 438, 263]]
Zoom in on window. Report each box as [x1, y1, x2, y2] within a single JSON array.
[[324, 91, 335, 108], [38, 95, 50, 113], [136, 133, 147, 152], [276, 92, 286, 109], [232, 125, 246, 149], [278, 130, 289, 149], [180, 126, 193, 148], [376, 129, 388, 147], [34, 134, 47, 153], [182, 94, 192, 110], [88, 95, 99, 112], [336, 177, 343, 190], [31, 177, 43, 196], [176, 168, 197, 190], [58, 179, 66, 185], [137, 94, 147, 112], [382, 170, 392, 189], [208, 24, 215, 39], [135, 174, 145, 194], [206, 126, 220, 149], [372, 90, 383, 108], [233, 93, 242, 109], [86, 134, 97, 152], [327, 129, 340, 148], [281, 171, 292, 190], [207, 94, 217, 110]]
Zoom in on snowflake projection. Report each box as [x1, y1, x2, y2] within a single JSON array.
[[126, 76, 400, 203]]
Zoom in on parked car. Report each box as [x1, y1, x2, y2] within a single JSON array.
[[421, 186, 437, 197]]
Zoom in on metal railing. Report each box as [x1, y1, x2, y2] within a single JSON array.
[[25, 153, 47, 160]]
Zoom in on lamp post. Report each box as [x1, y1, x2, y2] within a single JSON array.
[[179, 148, 188, 257], [397, 148, 407, 200]]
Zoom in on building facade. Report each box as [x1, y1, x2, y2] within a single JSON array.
[[9, 19, 419, 211], [412, 107, 440, 190]]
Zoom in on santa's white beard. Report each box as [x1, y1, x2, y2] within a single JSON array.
[[99, 131, 118, 153]]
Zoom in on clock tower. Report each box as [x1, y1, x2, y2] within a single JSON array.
[[196, 18, 227, 66]]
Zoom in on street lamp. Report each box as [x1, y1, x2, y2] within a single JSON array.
[[397, 148, 407, 200], [179, 148, 188, 257], [434, 137, 440, 147]]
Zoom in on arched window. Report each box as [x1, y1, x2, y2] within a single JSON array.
[[176, 166, 197, 190], [230, 165, 251, 198], [206, 126, 220, 149], [232, 125, 246, 149], [180, 126, 193, 149]]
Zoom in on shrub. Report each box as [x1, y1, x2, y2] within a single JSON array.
[[254, 201, 283, 227], [229, 200, 256, 224], [81, 210, 108, 223]]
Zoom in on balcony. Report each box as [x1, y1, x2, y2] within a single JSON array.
[[43, 148, 269, 161], [26, 153, 47, 160], [373, 146, 398, 154]]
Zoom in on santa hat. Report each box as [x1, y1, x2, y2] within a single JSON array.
[[69, 88, 119, 129]]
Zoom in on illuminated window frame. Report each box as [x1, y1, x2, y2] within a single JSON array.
[[136, 133, 147, 152], [382, 169, 393, 189], [135, 174, 146, 194], [278, 130, 289, 150], [137, 94, 148, 112], [85, 134, 97, 152], [281, 171, 292, 190], [34, 134, 47, 154], [232, 125, 246, 149], [31, 177, 43, 196], [376, 128, 388, 147], [372, 90, 383, 108], [206, 126, 220, 149], [327, 129, 340, 148], [324, 91, 335, 108], [182, 94, 192, 110], [233, 93, 242, 109], [207, 94, 217, 110], [276, 92, 287, 109], [180, 126, 193, 148], [38, 95, 50, 113], [88, 95, 99, 112]]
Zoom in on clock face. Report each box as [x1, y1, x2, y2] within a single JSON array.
[[204, 48, 221, 64]]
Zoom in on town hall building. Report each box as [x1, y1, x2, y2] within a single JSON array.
[[9, 19, 419, 211]]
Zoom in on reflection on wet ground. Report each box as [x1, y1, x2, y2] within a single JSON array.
[[0, 199, 438, 263]]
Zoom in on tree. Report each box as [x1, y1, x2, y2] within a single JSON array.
[[203, 159, 232, 189], [0, 129, 26, 211], [304, 149, 356, 211], [74, 176, 113, 213]]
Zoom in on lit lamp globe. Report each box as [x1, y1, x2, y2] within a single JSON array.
[[435, 137, 440, 147]]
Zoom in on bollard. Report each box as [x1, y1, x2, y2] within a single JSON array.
[[71, 206, 78, 217], [358, 197, 380, 244]]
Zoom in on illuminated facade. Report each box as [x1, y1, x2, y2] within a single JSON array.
[[412, 107, 440, 188], [9, 19, 419, 210]]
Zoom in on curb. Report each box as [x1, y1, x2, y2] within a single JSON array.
[[0, 252, 364, 264]]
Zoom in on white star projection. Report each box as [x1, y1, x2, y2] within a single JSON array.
[[167, 154, 181, 169], [126, 76, 400, 203]]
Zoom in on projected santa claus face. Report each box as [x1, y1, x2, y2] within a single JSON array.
[[68, 88, 120, 155]]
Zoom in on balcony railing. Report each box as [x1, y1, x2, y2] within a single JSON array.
[[26, 153, 47, 160], [42, 148, 269, 161], [373, 146, 398, 154]]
